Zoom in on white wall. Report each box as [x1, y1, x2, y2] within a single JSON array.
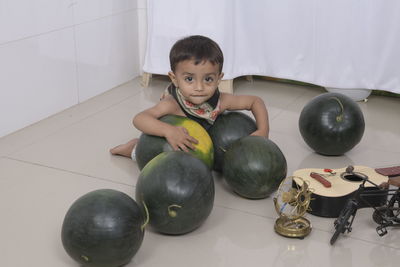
[[137, 0, 148, 75], [0, 0, 143, 138]]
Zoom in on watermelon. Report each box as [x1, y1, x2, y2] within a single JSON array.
[[135, 151, 214, 235], [135, 115, 214, 169], [208, 111, 257, 172], [299, 92, 365, 155], [222, 136, 287, 199], [61, 189, 145, 267]]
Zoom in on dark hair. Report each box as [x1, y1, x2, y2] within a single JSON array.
[[169, 35, 224, 73]]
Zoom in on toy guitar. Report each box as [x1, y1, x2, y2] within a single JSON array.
[[292, 165, 396, 218]]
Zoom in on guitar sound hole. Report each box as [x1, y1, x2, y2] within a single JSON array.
[[342, 173, 364, 182]]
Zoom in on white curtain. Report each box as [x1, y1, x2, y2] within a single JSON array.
[[143, 0, 400, 93]]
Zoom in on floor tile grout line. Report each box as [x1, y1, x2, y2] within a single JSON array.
[[329, 234, 400, 250], [214, 203, 400, 249], [3, 156, 134, 188], [2, 83, 144, 157], [268, 89, 310, 122], [214, 203, 274, 219], [361, 146, 400, 155]]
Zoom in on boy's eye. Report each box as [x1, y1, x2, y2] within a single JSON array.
[[184, 77, 193, 82], [205, 77, 214, 82]]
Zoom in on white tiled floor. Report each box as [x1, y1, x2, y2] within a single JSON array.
[[1, 76, 400, 266]]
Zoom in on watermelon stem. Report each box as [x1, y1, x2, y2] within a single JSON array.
[[141, 201, 150, 231], [330, 97, 344, 122], [81, 255, 90, 262], [168, 204, 182, 217]]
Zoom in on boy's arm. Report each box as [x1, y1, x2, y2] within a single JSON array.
[[379, 176, 400, 188], [220, 93, 269, 138], [389, 176, 400, 187], [133, 98, 198, 152]]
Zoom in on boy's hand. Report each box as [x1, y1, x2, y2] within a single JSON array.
[[250, 129, 269, 138], [379, 182, 389, 189], [379, 177, 400, 188], [165, 126, 198, 152], [388, 177, 400, 187]]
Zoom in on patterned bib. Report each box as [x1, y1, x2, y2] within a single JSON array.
[[164, 84, 221, 129]]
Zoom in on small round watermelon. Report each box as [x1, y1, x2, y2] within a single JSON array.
[[222, 136, 287, 199], [136, 151, 214, 235], [61, 189, 145, 267], [299, 92, 365, 155], [208, 111, 257, 172]]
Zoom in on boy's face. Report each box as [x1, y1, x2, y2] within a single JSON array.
[[168, 59, 223, 105]]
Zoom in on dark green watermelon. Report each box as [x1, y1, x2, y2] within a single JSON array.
[[222, 136, 287, 199], [135, 115, 214, 170], [135, 151, 214, 235], [299, 92, 365, 155], [61, 189, 145, 267], [208, 111, 257, 172]]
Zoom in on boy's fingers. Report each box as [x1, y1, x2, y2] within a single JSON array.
[[184, 141, 196, 151], [177, 127, 197, 144], [379, 182, 389, 189], [190, 136, 199, 144], [389, 179, 400, 187], [174, 141, 188, 152], [179, 144, 189, 152], [181, 127, 189, 134]]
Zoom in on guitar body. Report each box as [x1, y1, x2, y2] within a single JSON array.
[[293, 166, 389, 218]]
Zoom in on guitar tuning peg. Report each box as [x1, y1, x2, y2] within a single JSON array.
[[345, 165, 355, 174]]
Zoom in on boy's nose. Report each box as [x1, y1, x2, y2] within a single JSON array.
[[195, 81, 204, 91]]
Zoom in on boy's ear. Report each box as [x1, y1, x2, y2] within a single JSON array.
[[218, 72, 224, 81], [168, 71, 178, 87]]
